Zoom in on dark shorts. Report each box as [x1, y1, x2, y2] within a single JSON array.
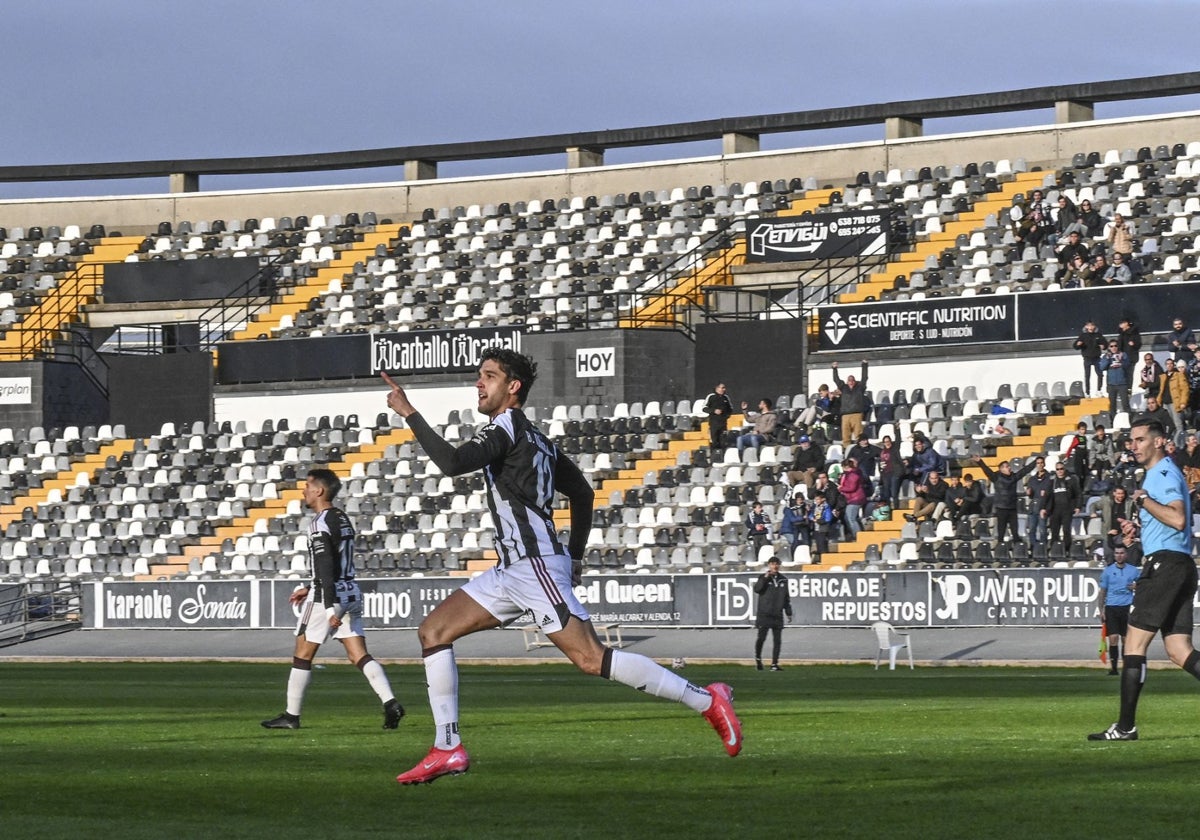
[[1104, 604, 1131, 637], [1128, 551, 1197, 637]]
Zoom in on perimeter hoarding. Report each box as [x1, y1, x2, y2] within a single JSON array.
[[745, 210, 890, 263], [82, 568, 1172, 630], [818, 297, 1017, 351]]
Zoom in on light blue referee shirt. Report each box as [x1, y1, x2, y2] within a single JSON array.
[[1139, 457, 1192, 555], [1099, 562, 1140, 607]]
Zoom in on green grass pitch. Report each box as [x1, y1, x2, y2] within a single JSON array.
[[3, 661, 1200, 839]]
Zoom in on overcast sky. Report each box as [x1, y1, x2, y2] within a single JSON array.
[[2, 0, 1198, 198]]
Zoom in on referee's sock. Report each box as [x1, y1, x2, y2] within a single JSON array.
[[1118, 654, 1147, 732], [1183, 650, 1200, 680]]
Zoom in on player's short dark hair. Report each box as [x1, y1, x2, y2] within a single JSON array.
[[480, 347, 537, 405], [760, 397, 773, 409], [306, 467, 341, 500], [1130, 416, 1166, 438]]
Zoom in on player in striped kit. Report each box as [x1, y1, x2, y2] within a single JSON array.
[[383, 348, 741, 785], [261, 467, 403, 731]]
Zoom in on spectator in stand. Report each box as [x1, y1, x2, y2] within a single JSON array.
[[991, 416, 1015, 436], [973, 456, 1040, 543], [1061, 253, 1089, 288], [906, 470, 948, 523], [1073, 321, 1107, 398], [1156, 358, 1190, 439], [785, 435, 825, 492], [1056, 231, 1091, 281], [1045, 462, 1082, 552], [778, 490, 812, 551], [830, 360, 869, 447], [877, 435, 902, 510], [1024, 456, 1053, 547], [1064, 421, 1091, 482], [809, 472, 846, 554], [847, 434, 881, 487], [702, 382, 733, 451], [1100, 485, 1135, 543], [1144, 395, 1175, 441], [838, 457, 868, 538], [1054, 195, 1082, 240], [1098, 340, 1131, 415], [1014, 189, 1053, 251], [745, 501, 772, 554], [903, 436, 947, 494], [1182, 431, 1200, 491], [945, 474, 982, 523], [1117, 318, 1141, 374], [1104, 212, 1134, 263], [1091, 424, 1117, 474], [1138, 352, 1164, 398], [1188, 347, 1200, 427], [1084, 252, 1109, 287], [1077, 199, 1105, 237], [1103, 252, 1134, 284], [794, 384, 836, 437], [1166, 317, 1197, 364], [1113, 437, 1139, 481], [736, 398, 778, 457]]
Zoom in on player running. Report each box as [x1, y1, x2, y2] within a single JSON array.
[[383, 348, 741, 784]]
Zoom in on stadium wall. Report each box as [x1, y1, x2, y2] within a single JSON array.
[[82, 567, 1143, 630], [1, 111, 1198, 232]]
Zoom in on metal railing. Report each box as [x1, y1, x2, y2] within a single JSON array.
[[0, 580, 81, 648], [0, 264, 109, 396]]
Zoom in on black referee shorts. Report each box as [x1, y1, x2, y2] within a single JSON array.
[[1104, 604, 1131, 637], [1128, 551, 1197, 637]]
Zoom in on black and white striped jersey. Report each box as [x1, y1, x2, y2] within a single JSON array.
[[407, 408, 594, 566], [308, 506, 356, 608]]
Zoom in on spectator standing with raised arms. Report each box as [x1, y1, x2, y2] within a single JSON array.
[[830, 360, 868, 447], [383, 349, 741, 784]]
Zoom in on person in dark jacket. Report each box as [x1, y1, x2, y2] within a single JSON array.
[[753, 557, 792, 671], [702, 383, 733, 451], [831, 360, 869, 447], [1023, 456, 1054, 546], [971, 456, 1039, 543], [745, 501, 772, 553], [1098, 340, 1131, 415], [1166, 317, 1196, 364], [1117, 318, 1141, 378], [1044, 462, 1082, 551], [778, 491, 812, 550], [786, 435, 825, 491], [1073, 321, 1107, 398]]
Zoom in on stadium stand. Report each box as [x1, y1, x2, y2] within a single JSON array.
[[3, 84, 1200, 595]]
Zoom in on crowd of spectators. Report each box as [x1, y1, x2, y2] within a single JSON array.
[[721, 336, 1200, 566]]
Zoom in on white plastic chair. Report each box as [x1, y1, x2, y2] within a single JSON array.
[[872, 622, 914, 670]]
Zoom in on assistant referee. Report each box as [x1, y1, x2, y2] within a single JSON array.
[[1089, 417, 1197, 741]]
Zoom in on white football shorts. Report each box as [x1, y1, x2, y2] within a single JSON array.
[[462, 554, 589, 633], [294, 580, 365, 644]]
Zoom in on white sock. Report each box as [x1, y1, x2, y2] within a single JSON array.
[[425, 648, 461, 749], [286, 667, 312, 716], [359, 659, 395, 704], [608, 650, 712, 712]]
